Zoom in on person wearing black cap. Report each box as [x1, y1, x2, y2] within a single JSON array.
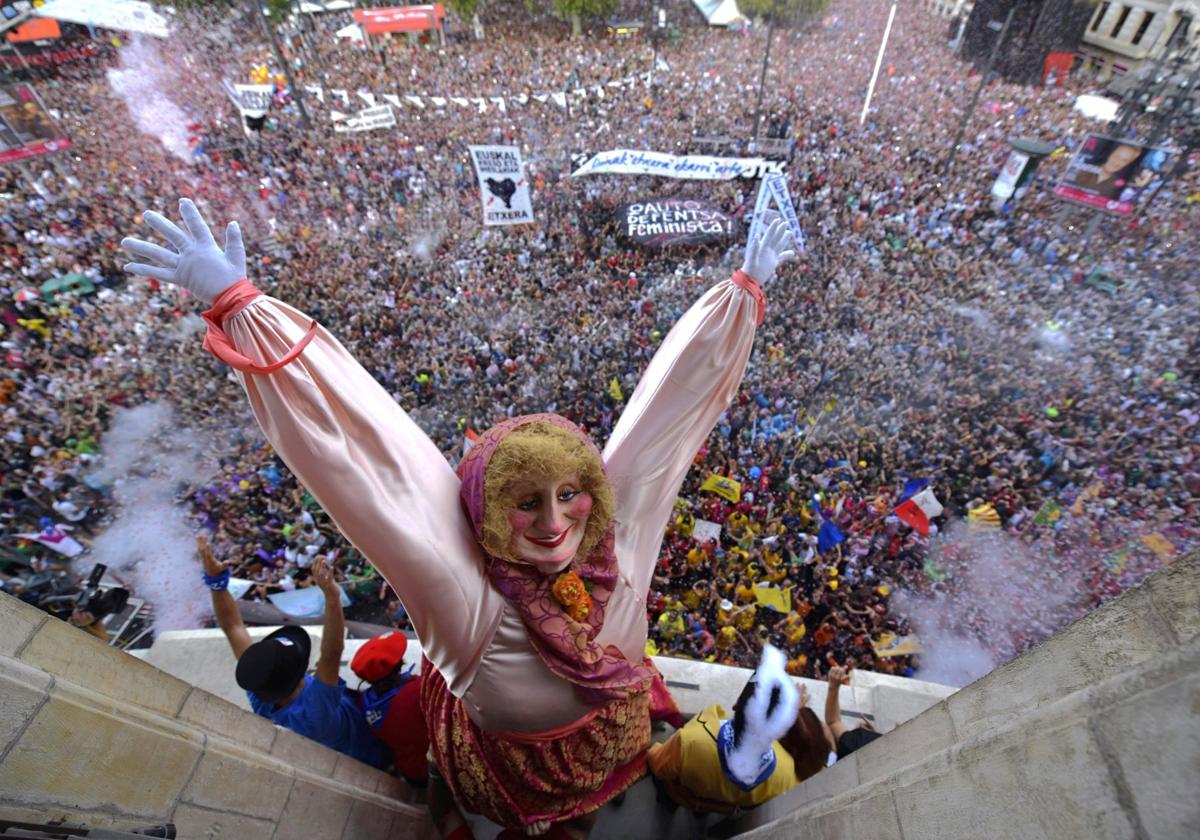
[[198, 535, 390, 770]]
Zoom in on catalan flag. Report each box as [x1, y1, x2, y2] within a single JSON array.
[[968, 503, 1001, 529]]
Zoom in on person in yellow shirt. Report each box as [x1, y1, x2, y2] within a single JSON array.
[[656, 608, 685, 642], [648, 646, 833, 813]]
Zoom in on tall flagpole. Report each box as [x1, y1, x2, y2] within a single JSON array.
[[859, 0, 898, 125]]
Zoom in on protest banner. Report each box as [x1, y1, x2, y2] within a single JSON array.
[[468, 145, 534, 225], [0, 83, 72, 165], [572, 149, 785, 180], [692, 519, 722, 545], [991, 149, 1030, 200], [223, 82, 274, 119], [1052, 134, 1169, 215], [333, 104, 397, 133], [747, 172, 805, 251], [619, 198, 733, 247]]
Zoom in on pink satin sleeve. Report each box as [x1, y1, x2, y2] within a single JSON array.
[[220, 296, 505, 696], [602, 275, 762, 597]]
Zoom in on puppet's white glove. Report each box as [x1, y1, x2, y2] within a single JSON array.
[[741, 217, 796, 285], [121, 198, 245, 304]]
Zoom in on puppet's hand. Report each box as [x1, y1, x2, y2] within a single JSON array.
[[741, 218, 796, 285], [122, 198, 245, 304]]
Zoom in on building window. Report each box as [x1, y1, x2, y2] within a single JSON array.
[[1110, 6, 1131, 38], [1131, 11, 1155, 44], [1091, 2, 1110, 31]]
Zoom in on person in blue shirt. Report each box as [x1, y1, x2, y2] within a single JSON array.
[[198, 535, 390, 770]]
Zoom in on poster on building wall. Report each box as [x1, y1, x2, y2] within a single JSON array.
[[0, 83, 71, 165], [1052, 134, 1169, 215]]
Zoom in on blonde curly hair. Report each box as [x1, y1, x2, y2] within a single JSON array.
[[480, 423, 614, 564]]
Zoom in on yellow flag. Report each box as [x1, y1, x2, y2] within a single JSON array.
[[1140, 533, 1176, 560], [1071, 481, 1103, 515], [873, 633, 923, 657], [700, 474, 742, 503], [752, 584, 792, 613], [607, 377, 624, 402], [968, 503, 1001, 529]]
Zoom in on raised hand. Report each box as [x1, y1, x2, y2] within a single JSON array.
[[122, 198, 246, 303], [741, 217, 797, 285], [196, 534, 225, 577]]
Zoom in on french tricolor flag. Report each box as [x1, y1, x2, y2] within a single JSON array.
[[894, 480, 943, 537], [462, 428, 480, 455]]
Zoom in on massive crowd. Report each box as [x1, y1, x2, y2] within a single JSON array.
[[1, 0, 1196, 684]]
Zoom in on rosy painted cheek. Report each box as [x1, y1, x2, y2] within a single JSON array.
[[508, 511, 535, 536], [568, 493, 593, 519]]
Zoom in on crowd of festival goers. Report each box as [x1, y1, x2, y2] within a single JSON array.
[[2, 0, 1197, 686]]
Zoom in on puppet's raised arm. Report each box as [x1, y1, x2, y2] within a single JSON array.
[[123, 200, 501, 693], [603, 220, 796, 597]]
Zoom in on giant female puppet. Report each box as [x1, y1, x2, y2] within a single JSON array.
[[122, 199, 795, 838]]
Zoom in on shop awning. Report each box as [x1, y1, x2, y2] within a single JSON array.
[[353, 5, 445, 36]]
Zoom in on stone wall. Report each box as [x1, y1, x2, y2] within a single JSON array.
[[0, 592, 430, 839], [724, 553, 1200, 840]]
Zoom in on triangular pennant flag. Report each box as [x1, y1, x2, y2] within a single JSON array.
[[471, 97, 487, 113], [430, 96, 447, 108], [514, 94, 529, 105], [329, 110, 348, 122], [894, 487, 943, 537], [607, 79, 624, 88], [640, 71, 652, 85], [490, 96, 507, 113], [332, 89, 350, 106], [573, 87, 587, 98], [593, 86, 604, 99], [357, 91, 376, 107], [405, 95, 426, 109], [303, 84, 324, 103], [382, 94, 402, 109], [551, 91, 567, 109], [533, 93, 549, 104], [655, 56, 672, 73], [450, 97, 470, 108], [607, 376, 624, 402], [623, 75, 636, 86]]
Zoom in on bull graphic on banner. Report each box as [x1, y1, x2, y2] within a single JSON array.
[[468, 145, 534, 225]]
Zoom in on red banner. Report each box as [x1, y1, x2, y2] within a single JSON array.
[[0, 136, 72, 165], [353, 5, 445, 35]]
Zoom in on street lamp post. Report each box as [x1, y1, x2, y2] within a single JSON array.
[[751, 0, 781, 142], [251, 0, 311, 130], [944, 5, 1015, 171]]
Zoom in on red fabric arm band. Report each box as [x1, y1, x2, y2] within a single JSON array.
[[201, 279, 318, 375], [730, 270, 766, 326]]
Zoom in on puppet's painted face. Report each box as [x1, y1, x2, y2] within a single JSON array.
[[505, 473, 592, 575]]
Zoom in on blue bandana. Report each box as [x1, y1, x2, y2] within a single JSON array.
[[716, 719, 777, 791]]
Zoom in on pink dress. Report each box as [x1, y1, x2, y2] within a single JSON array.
[[205, 272, 763, 733]]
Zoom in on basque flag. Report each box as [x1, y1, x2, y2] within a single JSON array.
[[894, 480, 943, 537]]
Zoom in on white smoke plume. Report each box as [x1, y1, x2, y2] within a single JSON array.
[[81, 404, 215, 632], [107, 37, 195, 162], [893, 520, 1083, 687]]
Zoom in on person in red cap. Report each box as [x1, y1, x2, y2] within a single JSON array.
[[351, 630, 429, 785]]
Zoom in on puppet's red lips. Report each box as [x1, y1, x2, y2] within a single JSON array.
[[526, 527, 571, 548]]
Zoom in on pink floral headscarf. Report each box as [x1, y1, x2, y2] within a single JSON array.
[[457, 413, 653, 705]]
